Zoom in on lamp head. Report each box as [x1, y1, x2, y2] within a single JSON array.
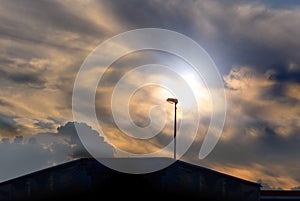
[[166, 98, 178, 104]]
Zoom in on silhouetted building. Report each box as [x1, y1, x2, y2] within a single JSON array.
[[0, 158, 261, 200], [261, 190, 300, 201]]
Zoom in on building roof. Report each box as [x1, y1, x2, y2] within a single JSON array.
[[0, 157, 261, 187], [0, 158, 261, 201]]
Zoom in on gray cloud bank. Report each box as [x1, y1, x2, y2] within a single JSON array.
[[0, 122, 114, 182]]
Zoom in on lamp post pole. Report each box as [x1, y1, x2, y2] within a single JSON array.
[[166, 98, 178, 161], [174, 102, 177, 161]]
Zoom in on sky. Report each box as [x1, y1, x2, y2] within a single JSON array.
[[0, 0, 300, 190]]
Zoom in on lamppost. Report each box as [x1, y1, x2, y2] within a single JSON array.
[[166, 98, 178, 160]]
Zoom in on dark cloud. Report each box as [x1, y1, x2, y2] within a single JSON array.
[[186, 120, 300, 189], [0, 114, 19, 137], [36, 121, 115, 159], [56, 122, 115, 158], [183, 65, 300, 189], [0, 122, 115, 182], [47, 117, 63, 125], [273, 70, 300, 84], [256, 0, 300, 8], [34, 120, 55, 130], [0, 55, 48, 88], [258, 82, 287, 101], [0, 99, 11, 107], [103, 0, 197, 31], [104, 0, 300, 75], [206, 126, 300, 166], [0, 0, 108, 52], [1, 73, 43, 90], [1, 0, 99, 34], [8, 72, 45, 88]]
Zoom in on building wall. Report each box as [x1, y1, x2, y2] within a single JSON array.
[[0, 158, 261, 201]]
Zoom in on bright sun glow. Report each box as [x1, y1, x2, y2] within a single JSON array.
[[157, 71, 211, 114]]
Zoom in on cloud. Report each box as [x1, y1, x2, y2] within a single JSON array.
[[34, 122, 115, 158], [104, 0, 300, 75], [56, 122, 115, 158], [0, 99, 10, 107], [0, 0, 113, 51], [8, 72, 46, 88], [291, 186, 300, 190], [0, 0, 125, 137], [210, 163, 299, 190], [1, 0, 298, 138], [183, 66, 300, 189], [257, 179, 272, 190], [0, 56, 47, 88], [223, 66, 300, 139], [0, 121, 115, 182], [257, 0, 300, 9], [89, 50, 207, 155], [0, 114, 20, 137], [0, 136, 53, 182]]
